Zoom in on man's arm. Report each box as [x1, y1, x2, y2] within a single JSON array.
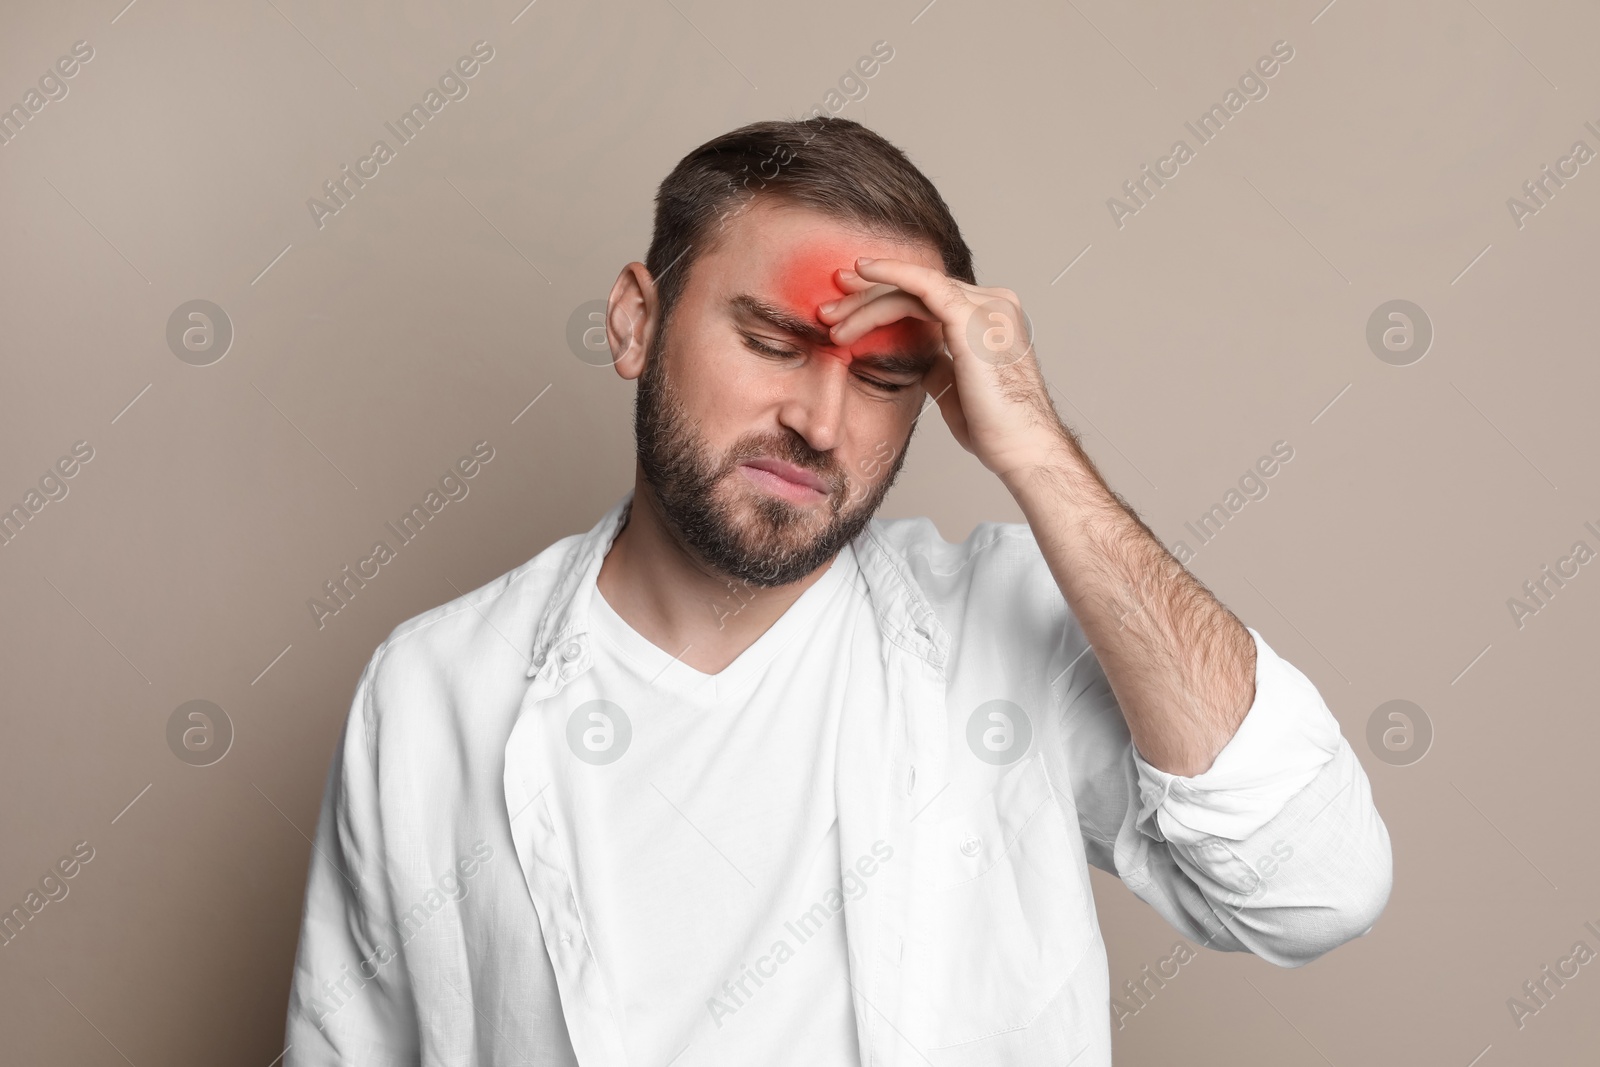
[[824, 257, 1252, 775], [285, 649, 420, 1067], [825, 257, 1391, 961], [1000, 428, 1254, 776]]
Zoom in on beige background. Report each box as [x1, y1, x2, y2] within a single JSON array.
[[2, 0, 1597, 1062]]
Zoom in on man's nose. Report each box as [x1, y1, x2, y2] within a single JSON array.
[[777, 352, 851, 453]]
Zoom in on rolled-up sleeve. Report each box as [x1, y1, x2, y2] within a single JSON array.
[[1130, 626, 1344, 842], [1063, 624, 1393, 968]]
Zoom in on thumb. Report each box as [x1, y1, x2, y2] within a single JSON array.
[[921, 353, 971, 453]]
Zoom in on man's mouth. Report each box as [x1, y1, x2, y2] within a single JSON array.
[[737, 457, 829, 502]]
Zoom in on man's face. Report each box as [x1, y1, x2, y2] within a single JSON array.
[[633, 199, 946, 588]]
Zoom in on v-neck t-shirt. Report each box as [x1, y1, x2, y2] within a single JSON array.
[[559, 544, 878, 1066]]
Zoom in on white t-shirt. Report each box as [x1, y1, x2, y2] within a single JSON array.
[[560, 544, 878, 1065]]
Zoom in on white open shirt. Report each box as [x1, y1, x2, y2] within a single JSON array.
[[285, 488, 1393, 1066]]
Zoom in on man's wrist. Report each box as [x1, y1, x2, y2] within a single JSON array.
[[996, 427, 1101, 506]]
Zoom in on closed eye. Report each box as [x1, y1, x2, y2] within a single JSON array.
[[742, 333, 801, 360], [741, 333, 910, 394]]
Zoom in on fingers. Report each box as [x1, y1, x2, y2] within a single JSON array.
[[850, 257, 969, 316], [819, 277, 899, 324], [817, 258, 1029, 366], [832, 268, 879, 294], [827, 291, 938, 347]]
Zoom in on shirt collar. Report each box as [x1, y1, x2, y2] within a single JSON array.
[[525, 487, 948, 679]]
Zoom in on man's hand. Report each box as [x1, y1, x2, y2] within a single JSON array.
[[818, 257, 1070, 481]]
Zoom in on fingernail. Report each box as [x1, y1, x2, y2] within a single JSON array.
[[820, 300, 838, 314], [856, 257, 875, 266], [838, 269, 858, 280]]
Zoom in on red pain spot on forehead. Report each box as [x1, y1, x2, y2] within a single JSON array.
[[772, 244, 854, 320], [769, 242, 927, 361]]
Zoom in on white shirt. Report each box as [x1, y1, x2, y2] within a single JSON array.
[[568, 545, 867, 1064], [284, 489, 1393, 1066]]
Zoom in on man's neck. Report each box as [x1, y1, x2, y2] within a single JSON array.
[[595, 478, 838, 676]]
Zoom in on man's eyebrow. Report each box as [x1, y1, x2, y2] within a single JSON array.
[[729, 293, 832, 346], [728, 293, 941, 377]]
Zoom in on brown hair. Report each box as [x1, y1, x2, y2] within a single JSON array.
[[644, 117, 975, 332]]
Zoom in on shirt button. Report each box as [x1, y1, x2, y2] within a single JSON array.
[[560, 640, 581, 662], [960, 835, 981, 858], [905, 764, 917, 794]]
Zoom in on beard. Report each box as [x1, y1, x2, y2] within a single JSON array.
[[632, 323, 912, 589]]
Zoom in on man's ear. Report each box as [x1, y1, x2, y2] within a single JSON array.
[[606, 262, 657, 381]]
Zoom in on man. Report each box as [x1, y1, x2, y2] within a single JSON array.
[[285, 117, 1391, 1066]]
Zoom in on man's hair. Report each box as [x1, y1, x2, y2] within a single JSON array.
[[644, 117, 975, 333]]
